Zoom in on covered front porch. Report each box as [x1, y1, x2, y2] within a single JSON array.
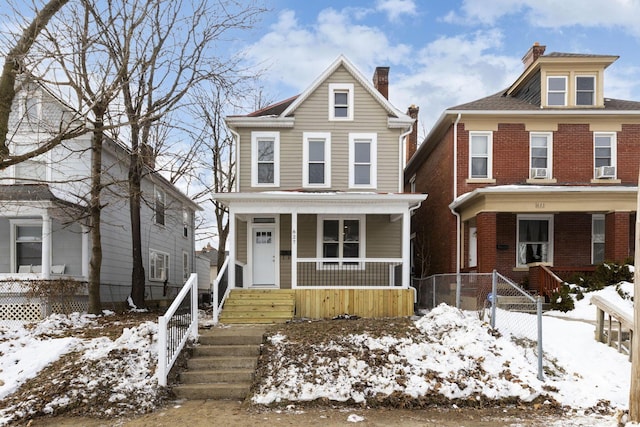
[[214, 191, 426, 319], [451, 185, 636, 291]]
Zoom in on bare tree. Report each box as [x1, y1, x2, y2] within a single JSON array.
[[83, 0, 264, 308], [630, 171, 640, 420], [0, 0, 77, 168]]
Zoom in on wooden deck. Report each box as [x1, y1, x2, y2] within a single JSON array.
[[294, 288, 414, 319]]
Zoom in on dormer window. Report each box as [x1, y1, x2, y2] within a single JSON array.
[[576, 76, 595, 106], [547, 76, 567, 106], [329, 83, 354, 121]]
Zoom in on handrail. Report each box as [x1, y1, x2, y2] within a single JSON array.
[[157, 273, 198, 387], [537, 265, 563, 297], [212, 256, 230, 324], [591, 294, 633, 360]]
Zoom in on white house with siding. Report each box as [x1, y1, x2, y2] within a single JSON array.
[[0, 80, 200, 319], [214, 55, 426, 321]]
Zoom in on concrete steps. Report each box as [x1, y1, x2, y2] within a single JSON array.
[[219, 289, 295, 324], [173, 326, 266, 400]]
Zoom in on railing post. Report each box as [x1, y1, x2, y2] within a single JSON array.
[[157, 315, 167, 387], [455, 273, 461, 309], [431, 275, 436, 309], [595, 307, 605, 342], [537, 295, 544, 381], [490, 270, 497, 329], [212, 277, 219, 324], [191, 273, 198, 341]]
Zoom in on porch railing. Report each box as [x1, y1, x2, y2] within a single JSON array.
[[157, 273, 198, 387], [295, 258, 403, 287], [592, 294, 633, 361], [212, 257, 229, 324], [529, 264, 563, 298]]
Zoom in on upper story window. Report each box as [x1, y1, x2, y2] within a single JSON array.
[[155, 186, 166, 226], [529, 132, 552, 179], [576, 76, 595, 106], [469, 132, 492, 179], [182, 209, 189, 238], [329, 83, 354, 121], [547, 76, 567, 106], [349, 133, 377, 188], [18, 88, 42, 125], [303, 132, 331, 188], [14, 158, 47, 183], [251, 131, 280, 187], [593, 132, 617, 179]]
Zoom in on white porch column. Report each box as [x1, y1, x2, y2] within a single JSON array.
[[402, 210, 411, 288], [228, 210, 236, 288], [41, 215, 52, 280], [81, 225, 90, 279], [291, 211, 297, 288]]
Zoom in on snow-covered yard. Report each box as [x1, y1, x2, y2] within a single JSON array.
[[0, 283, 635, 426]]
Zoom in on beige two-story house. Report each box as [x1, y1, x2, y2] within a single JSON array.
[[215, 55, 426, 320]]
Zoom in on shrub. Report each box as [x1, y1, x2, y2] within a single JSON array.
[[549, 283, 575, 312]]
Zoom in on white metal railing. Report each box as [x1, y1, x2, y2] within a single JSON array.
[[295, 258, 404, 288], [212, 257, 230, 324], [157, 273, 198, 387]]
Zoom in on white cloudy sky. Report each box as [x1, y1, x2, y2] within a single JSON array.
[[240, 0, 640, 134]]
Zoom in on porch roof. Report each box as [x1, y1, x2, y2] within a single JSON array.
[[214, 191, 427, 215], [450, 185, 638, 222]]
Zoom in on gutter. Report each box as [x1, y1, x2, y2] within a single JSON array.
[[229, 127, 241, 193], [398, 122, 414, 192], [449, 113, 462, 276]]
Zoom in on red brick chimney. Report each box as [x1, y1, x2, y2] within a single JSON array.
[[522, 42, 546, 68], [373, 66, 389, 99], [406, 104, 419, 164]]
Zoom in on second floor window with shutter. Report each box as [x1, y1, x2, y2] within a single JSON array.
[[469, 132, 492, 179]]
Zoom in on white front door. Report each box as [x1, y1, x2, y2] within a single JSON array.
[[252, 227, 276, 287]]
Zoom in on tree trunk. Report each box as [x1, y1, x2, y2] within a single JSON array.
[[0, 0, 69, 159], [129, 143, 146, 308], [87, 124, 104, 314], [629, 168, 640, 420]]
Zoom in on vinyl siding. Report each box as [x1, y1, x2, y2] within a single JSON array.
[[238, 65, 403, 193], [366, 215, 402, 258]]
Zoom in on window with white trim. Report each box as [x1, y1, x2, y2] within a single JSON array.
[[318, 216, 365, 267], [469, 132, 492, 179], [547, 76, 567, 106], [517, 215, 553, 267], [14, 158, 47, 183], [349, 133, 377, 188], [183, 251, 189, 281], [251, 131, 280, 186], [592, 214, 605, 264], [329, 83, 354, 121], [182, 209, 189, 238], [18, 88, 42, 124], [576, 75, 595, 106], [303, 132, 331, 187], [529, 132, 552, 179], [154, 186, 166, 226], [149, 249, 169, 281], [11, 221, 42, 273], [593, 132, 616, 178]]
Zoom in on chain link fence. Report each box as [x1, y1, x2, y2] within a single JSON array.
[[413, 270, 544, 381]]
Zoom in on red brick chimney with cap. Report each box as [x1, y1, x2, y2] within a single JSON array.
[[373, 66, 389, 99], [406, 104, 419, 164], [522, 42, 546, 68]]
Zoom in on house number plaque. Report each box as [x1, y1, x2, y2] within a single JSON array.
[[535, 202, 545, 208]]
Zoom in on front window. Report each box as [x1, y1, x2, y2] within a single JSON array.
[[349, 133, 377, 188], [150, 249, 169, 281], [303, 132, 331, 187], [329, 83, 354, 121], [592, 215, 605, 264], [155, 187, 166, 226], [530, 133, 552, 179], [547, 76, 567, 106], [469, 132, 492, 179], [251, 132, 280, 186], [594, 132, 617, 178], [14, 223, 42, 272], [318, 216, 365, 267], [576, 76, 595, 106], [517, 215, 553, 267]]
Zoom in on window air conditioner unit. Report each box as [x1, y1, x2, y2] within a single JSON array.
[[530, 168, 548, 179], [595, 166, 616, 179]]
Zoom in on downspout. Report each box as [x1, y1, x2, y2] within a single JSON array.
[[449, 113, 462, 306], [229, 127, 241, 192], [398, 123, 414, 193]]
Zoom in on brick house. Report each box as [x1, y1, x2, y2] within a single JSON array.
[[404, 43, 640, 292]]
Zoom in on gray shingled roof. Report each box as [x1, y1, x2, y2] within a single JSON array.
[[544, 52, 619, 59], [448, 91, 640, 112], [246, 95, 299, 117], [0, 184, 59, 201]]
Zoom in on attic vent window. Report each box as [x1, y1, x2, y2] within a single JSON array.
[[328, 83, 354, 121]]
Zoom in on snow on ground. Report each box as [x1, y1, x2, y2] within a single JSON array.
[[0, 283, 636, 425]]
